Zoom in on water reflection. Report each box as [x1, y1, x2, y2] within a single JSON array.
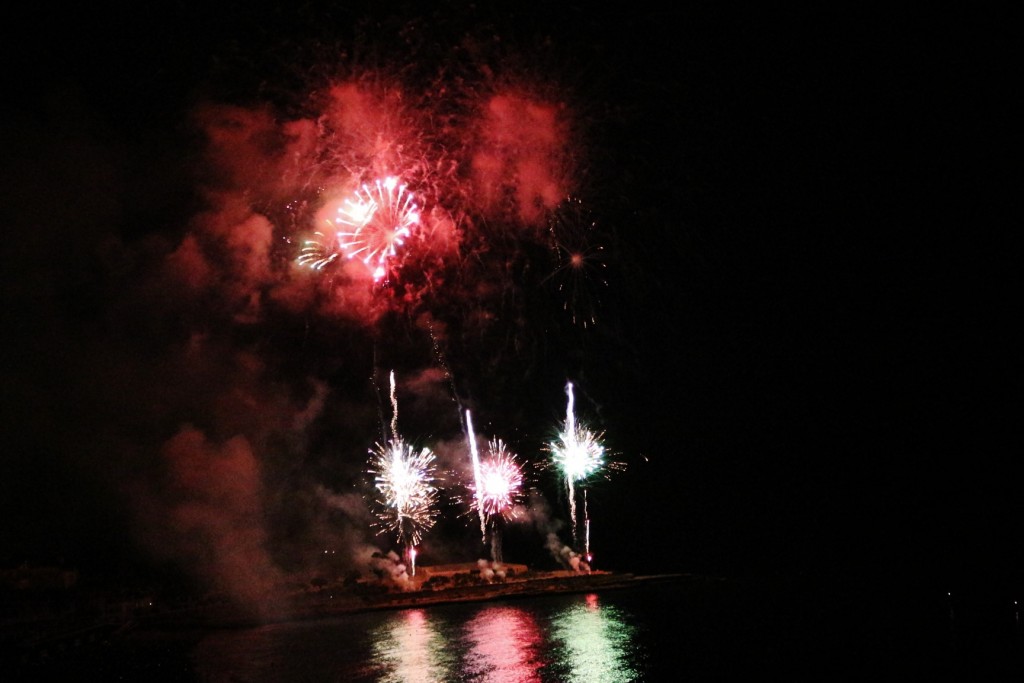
[[549, 592, 641, 682], [465, 605, 545, 682], [371, 608, 457, 683], [190, 592, 647, 682]]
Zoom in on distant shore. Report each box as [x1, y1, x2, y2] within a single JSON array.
[[135, 570, 702, 630]]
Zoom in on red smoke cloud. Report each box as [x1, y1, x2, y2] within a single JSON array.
[[174, 71, 581, 325], [471, 93, 572, 227], [138, 426, 286, 618]]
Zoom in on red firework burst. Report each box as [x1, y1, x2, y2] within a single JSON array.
[[475, 439, 526, 520], [299, 176, 422, 282]]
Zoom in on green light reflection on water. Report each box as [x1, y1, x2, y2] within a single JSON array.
[[549, 593, 640, 683]]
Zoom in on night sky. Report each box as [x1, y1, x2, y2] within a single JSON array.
[[1, 3, 1015, 601]]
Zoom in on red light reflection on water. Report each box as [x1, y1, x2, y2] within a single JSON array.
[[465, 605, 545, 682], [372, 608, 454, 683]]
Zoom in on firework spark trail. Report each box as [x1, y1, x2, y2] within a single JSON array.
[[549, 381, 605, 542], [465, 410, 486, 542], [428, 321, 460, 410], [585, 517, 591, 560], [584, 491, 591, 561], [389, 370, 399, 440], [566, 465, 577, 538], [298, 176, 421, 282], [566, 380, 576, 437]]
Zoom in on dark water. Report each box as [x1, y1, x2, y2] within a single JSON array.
[[10, 577, 1023, 681]]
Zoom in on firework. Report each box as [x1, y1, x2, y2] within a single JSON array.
[[476, 438, 526, 564], [549, 381, 605, 483], [464, 410, 526, 563], [476, 439, 525, 520], [544, 197, 609, 328], [548, 381, 605, 541], [299, 176, 422, 281], [368, 438, 439, 549]]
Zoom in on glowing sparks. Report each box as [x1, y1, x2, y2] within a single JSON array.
[[475, 439, 526, 520], [389, 370, 399, 440], [475, 438, 526, 564], [299, 176, 422, 281], [369, 439, 439, 548], [552, 422, 605, 483], [585, 517, 591, 563], [465, 410, 487, 541], [549, 382, 605, 483], [545, 197, 608, 328], [548, 381, 605, 539]]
